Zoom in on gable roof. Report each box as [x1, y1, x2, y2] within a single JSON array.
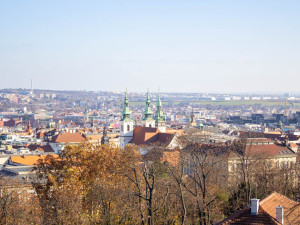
[[278, 135, 300, 142], [247, 138, 274, 144], [84, 133, 119, 141], [165, 129, 185, 135], [230, 144, 296, 158], [10, 154, 59, 166], [217, 192, 300, 225], [27, 144, 54, 153], [4, 118, 22, 127], [246, 144, 295, 156], [217, 207, 279, 224], [145, 133, 175, 146], [129, 127, 159, 145], [260, 192, 300, 225], [289, 143, 298, 148], [142, 146, 179, 161], [129, 126, 176, 147], [51, 132, 86, 143], [36, 131, 45, 138]]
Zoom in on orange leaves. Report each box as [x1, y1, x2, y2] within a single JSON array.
[[35, 143, 138, 186], [33, 142, 142, 223]]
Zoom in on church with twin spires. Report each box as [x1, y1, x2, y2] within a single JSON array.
[[119, 91, 179, 149]]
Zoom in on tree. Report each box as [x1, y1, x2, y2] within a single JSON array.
[[0, 177, 41, 225], [33, 142, 141, 224], [126, 159, 175, 225], [174, 129, 229, 224]]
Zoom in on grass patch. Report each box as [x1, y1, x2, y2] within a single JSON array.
[[129, 101, 300, 107]]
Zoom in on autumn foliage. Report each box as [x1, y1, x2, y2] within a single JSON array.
[[0, 138, 299, 225]]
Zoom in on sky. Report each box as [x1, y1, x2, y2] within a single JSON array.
[[1, 0, 300, 94]]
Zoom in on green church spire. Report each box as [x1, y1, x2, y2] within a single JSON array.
[[121, 90, 132, 121], [84, 103, 89, 123], [143, 90, 153, 121], [155, 90, 164, 123], [84, 103, 88, 114]]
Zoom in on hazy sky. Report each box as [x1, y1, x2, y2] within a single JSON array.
[[1, 1, 300, 94]]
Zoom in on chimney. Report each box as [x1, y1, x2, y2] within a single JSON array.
[[283, 135, 289, 146], [276, 206, 284, 224], [250, 199, 259, 215]]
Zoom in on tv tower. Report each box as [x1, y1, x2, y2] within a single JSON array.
[[30, 79, 34, 97]]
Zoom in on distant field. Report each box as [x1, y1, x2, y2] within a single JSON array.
[[129, 101, 300, 107]]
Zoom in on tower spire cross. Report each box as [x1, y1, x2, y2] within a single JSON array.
[[121, 90, 132, 121], [143, 89, 153, 121]]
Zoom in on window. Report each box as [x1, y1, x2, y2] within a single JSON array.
[[121, 125, 123, 132], [232, 164, 235, 172], [127, 125, 130, 132]]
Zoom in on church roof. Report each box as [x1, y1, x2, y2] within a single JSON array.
[[129, 126, 176, 147], [129, 127, 159, 145]]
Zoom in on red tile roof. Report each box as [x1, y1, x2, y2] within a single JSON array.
[[247, 144, 295, 156], [27, 144, 54, 153], [142, 149, 180, 167], [10, 154, 59, 166], [247, 138, 274, 144], [36, 131, 45, 138], [230, 144, 296, 158], [260, 192, 300, 225], [217, 192, 300, 225], [289, 143, 298, 148], [217, 207, 279, 224], [129, 127, 159, 145], [4, 119, 22, 127], [163, 150, 180, 167], [129, 126, 176, 147], [51, 132, 86, 143]]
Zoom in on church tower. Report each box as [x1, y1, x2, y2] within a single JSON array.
[[101, 125, 110, 145], [190, 108, 197, 127], [27, 120, 32, 134], [91, 112, 96, 127], [142, 90, 155, 128], [155, 91, 166, 132], [119, 91, 134, 149], [84, 103, 89, 124]]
